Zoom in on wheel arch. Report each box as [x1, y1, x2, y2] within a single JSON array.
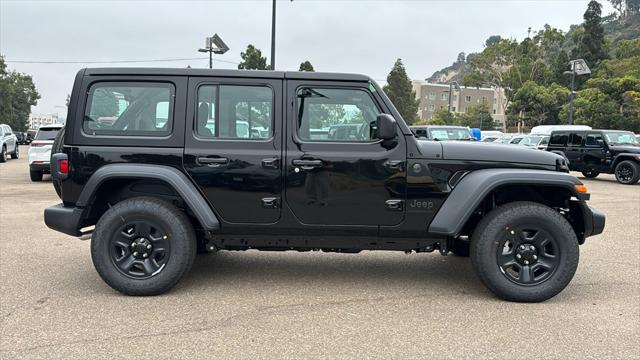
[[77, 164, 220, 232], [428, 169, 589, 242], [611, 153, 640, 169]]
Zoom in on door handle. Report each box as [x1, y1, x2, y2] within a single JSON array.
[[292, 159, 323, 169], [262, 158, 279, 169], [384, 160, 404, 172], [197, 157, 229, 166]]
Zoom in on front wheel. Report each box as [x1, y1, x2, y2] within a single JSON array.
[[91, 197, 196, 296], [471, 201, 579, 302], [614, 160, 640, 185], [11, 145, 19, 159], [0, 146, 6, 162]]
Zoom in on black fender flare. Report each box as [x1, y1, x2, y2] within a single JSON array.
[[428, 168, 585, 237], [611, 153, 640, 169], [77, 163, 220, 231]]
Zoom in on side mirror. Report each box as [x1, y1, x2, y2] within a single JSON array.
[[376, 114, 397, 140]]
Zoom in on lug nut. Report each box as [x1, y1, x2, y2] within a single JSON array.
[[510, 230, 515, 235], [524, 260, 529, 265], [519, 245, 525, 250], [533, 255, 538, 260], [147, 244, 152, 249], [143, 253, 148, 258], [530, 245, 536, 251], [516, 254, 522, 259], [133, 252, 138, 256], [163, 236, 168, 240]]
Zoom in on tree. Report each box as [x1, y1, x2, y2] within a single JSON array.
[[0, 56, 40, 131], [485, 35, 502, 48], [430, 108, 455, 125], [382, 59, 419, 124], [238, 45, 270, 70], [573, 1, 608, 67], [298, 61, 315, 72], [458, 102, 497, 130], [509, 81, 570, 127], [561, 88, 622, 129]]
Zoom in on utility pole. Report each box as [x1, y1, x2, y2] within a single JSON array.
[[270, 0, 276, 70], [198, 34, 230, 69], [564, 59, 590, 125]]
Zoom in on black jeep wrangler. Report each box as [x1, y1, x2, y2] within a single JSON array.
[[45, 68, 605, 302], [546, 129, 640, 185]]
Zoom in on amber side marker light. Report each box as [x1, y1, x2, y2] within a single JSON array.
[[575, 184, 588, 193]]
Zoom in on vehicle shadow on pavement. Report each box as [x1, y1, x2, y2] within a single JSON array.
[[177, 251, 491, 298]]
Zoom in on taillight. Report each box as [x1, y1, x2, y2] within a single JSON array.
[[59, 159, 69, 174]]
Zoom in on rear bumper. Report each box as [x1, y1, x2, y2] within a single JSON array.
[[582, 204, 605, 239], [44, 203, 83, 237], [30, 162, 50, 173]]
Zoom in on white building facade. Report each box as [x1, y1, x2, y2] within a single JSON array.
[[28, 113, 60, 130]]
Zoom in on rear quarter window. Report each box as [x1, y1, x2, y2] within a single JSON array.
[[549, 133, 568, 146], [83, 82, 175, 137]]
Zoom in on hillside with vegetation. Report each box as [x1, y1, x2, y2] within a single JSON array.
[[426, 0, 640, 132]]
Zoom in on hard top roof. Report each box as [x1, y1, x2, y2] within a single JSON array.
[[82, 68, 371, 82]]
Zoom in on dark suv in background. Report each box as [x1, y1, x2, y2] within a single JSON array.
[[547, 129, 640, 184]]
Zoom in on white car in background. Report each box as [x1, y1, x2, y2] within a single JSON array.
[[28, 124, 63, 181], [0, 124, 20, 162]]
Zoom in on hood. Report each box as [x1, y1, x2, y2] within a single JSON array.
[[418, 141, 561, 166], [609, 144, 640, 153]]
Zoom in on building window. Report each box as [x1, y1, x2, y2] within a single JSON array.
[[429, 104, 435, 111], [465, 95, 472, 103], [428, 93, 436, 100], [481, 96, 487, 103], [452, 106, 456, 112], [440, 93, 448, 100], [493, 109, 497, 114]]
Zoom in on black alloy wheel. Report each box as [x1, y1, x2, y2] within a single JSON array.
[[614, 160, 640, 185], [110, 220, 171, 279], [496, 227, 559, 286]]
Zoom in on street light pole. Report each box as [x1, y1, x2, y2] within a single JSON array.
[[568, 62, 576, 125], [270, 0, 276, 70]]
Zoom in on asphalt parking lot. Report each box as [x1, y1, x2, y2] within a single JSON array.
[[1, 145, 638, 359]]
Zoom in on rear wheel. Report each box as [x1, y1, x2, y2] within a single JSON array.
[[614, 160, 640, 185], [91, 197, 196, 296], [10, 145, 19, 159], [30, 170, 43, 182], [471, 201, 579, 302], [581, 169, 599, 178]]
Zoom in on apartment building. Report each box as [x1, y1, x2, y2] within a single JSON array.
[[28, 113, 60, 130], [412, 80, 507, 130]]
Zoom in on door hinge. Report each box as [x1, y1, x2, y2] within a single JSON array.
[[385, 199, 404, 211]]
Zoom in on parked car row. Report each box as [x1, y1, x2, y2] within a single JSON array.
[[410, 124, 640, 185]]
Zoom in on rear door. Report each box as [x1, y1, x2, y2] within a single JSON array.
[[566, 131, 584, 165], [183, 77, 283, 224]]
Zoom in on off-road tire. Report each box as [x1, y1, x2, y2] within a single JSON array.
[[0, 146, 6, 162], [10, 145, 19, 159], [470, 201, 579, 302], [581, 170, 599, 178], [91, 197, 196, 296], [614, 160, 640, 185], [30, 170, 43, 182]]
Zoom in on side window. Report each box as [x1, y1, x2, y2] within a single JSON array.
[[550, 132, 568, 146], [585, 133, 603, 146], [297, 87, 380, 142], [196, 85, 273, 139], [84, 82, 174, 136], [568, 132, 583, 147]]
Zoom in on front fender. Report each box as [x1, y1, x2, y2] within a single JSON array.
[[611, 153, 640, 168], [428, 168, 586, 237]]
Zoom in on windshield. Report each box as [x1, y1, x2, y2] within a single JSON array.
[[520, 136, 542, 146], [35, 128, 61, 141], [604, 131, 639, 145], [428, 128, 472, 140]]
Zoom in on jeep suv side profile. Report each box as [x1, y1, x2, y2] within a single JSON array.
[[546, 129, 640, 185], [44, 68, 605, 302]]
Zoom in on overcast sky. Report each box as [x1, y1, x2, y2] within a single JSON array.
[[1, 0, 613, 115]]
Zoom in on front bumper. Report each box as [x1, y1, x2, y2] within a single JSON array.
[[582, 203, 605, 239], [44, 203, 84, 237]]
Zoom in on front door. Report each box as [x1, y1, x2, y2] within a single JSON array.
[[183, 77, 283, 224], [284, 81, 406, 227]]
